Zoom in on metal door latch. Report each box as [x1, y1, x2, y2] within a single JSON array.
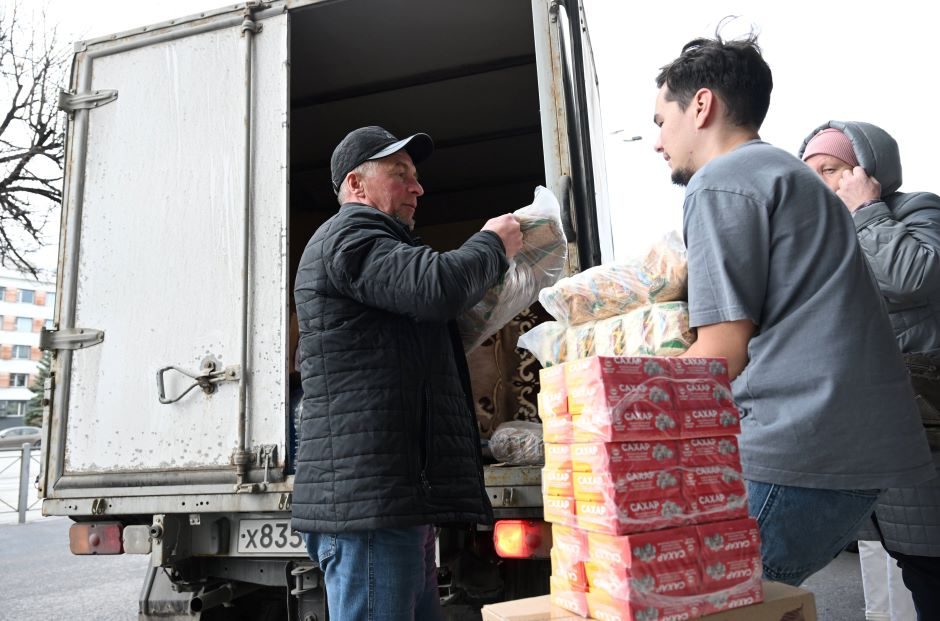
[[501, 487, 515, 505], [156, 356, 240, 404], [91, 498, 107, 515]]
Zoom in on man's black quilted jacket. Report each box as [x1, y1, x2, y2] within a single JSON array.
[[291, 203, 507, 533]]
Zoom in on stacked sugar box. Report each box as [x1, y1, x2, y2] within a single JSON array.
[[540, 355, 763, 620]]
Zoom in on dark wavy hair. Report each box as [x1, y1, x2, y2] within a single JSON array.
[[655, 28, 773, 131]]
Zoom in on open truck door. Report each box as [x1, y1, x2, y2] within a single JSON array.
[[536, 0, 613, 271], [43, 6, 292, 519], [39, 0, 611, 617], [457, 0, 614, 606]]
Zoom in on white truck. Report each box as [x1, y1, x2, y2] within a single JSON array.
[[39, 0, 613, 618]]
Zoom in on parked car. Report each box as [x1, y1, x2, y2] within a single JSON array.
[[0, 426, 41, 450]]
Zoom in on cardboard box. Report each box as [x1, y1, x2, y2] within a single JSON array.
[[671, 378, 735, 411], [573, 403, 680, 442], [480, 581, 816, 621], [544, 443, 573, 472], [587, 526, 698, 569], [700, 553, 763, 592], [682, 464, 748, 525], [697, 518, 761, 559], [680, 407, 742, 438], [552, 524, 589, 561], [573, 468, 682, 503], [549, 576, 590, 617], [667, 357, 731, 381], [565, 356, 671, 387], [576, 495, 688, 535], [583, 558, 701, 598], [586, 589, 703, 621], [679, 436, 740, 465], [543, 415, 574, 444], [543, 495, 577, 527], [540, 364, 568, 395], [543, 467, 575, 498], [550, 548, 587, 590], [568, 377, 674, 417], [571, 440, 680, 473], [699, 577, 765, 616], [481, 595, 585, 620], [539, 389, 569, 419]]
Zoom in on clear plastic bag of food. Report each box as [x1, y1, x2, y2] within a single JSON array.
[[458, 186, 568, 352], [516, 320, 567, 368], [538, 231, 686, 325], [519, 302, 695, 365], [489, 420, 545, 465], [593, 302, 694, 357]]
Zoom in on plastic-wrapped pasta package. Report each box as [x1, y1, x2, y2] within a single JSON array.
[[520, 303, 695, 369], [566, 321, 597, 360], [516, 320, 567, 368], [593, 301, 694, 357], [642, 302, 694, 355], [538, 231, 687, 325]]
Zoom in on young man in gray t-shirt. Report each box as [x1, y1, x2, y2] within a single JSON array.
[[652, 34, 934, 586]]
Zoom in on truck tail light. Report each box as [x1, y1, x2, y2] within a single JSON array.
[[493, 519, 552, 559], [69, 521, 124, 555]]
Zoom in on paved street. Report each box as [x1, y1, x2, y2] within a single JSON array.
[[0, 520, 870, 620], [0, 447, 149, 621], [0, 446, 871, 620], [804, 551, 867, 620], [0, 516, 149, 621]]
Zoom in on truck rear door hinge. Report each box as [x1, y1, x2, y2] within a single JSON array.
[[58, 89, 118, 112], [39, 327, 105, 351]]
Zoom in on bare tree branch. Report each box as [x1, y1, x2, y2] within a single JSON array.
[[0, 1, 67, 277]]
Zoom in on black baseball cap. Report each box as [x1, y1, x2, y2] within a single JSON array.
[[330, 126, 434, 193]]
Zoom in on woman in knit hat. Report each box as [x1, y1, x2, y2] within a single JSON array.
[[800, 121, 940, 621]]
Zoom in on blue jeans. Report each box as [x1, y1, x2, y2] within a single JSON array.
[[747, 480, 881, 586], [304, 526, 443, 621]]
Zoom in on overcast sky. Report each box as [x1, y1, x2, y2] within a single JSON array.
[[28, 0, 940, 263], [583, 0, 940, 257]]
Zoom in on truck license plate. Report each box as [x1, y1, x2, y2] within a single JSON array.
[[237, 519, 306, 556]]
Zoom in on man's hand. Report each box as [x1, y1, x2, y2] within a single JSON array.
[[482, 214, 523, 258], [837, 166, 881, 213]]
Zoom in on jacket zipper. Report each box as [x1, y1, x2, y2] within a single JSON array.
[[466, 403, 492, 521], [419, 388, 432, 492]]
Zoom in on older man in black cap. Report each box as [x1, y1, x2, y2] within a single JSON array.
[[292, 126, 522, 620]]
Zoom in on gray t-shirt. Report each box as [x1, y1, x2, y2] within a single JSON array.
[[684, 140, 934, 489]]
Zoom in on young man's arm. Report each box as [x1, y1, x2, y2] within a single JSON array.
[[680, 319, 756, 380]]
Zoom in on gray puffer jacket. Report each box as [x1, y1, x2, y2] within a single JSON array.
[[291, 203, 507, 534], [801, 121, 940, 555]]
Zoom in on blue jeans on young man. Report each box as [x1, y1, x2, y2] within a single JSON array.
[[304, 525, 443, 621], [747, 481, 882, 586]]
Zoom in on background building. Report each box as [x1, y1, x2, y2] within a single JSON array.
[[0, 270, 55, 420]]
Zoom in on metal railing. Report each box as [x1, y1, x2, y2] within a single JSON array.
[[0, 443, 41, 523]]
